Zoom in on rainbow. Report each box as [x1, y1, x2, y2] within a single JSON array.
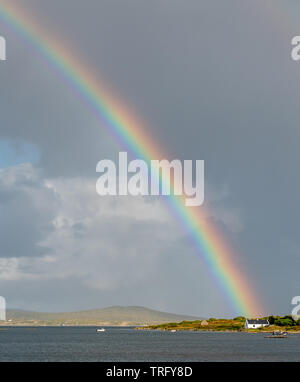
[[0, 1, 264, 317]]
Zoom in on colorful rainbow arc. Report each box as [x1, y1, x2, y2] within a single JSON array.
[[0, 1, 264, 317]]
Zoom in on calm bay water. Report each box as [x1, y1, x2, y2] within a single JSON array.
[[0, 326, 299, 362]]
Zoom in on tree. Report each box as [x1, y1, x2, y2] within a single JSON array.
[[267, 315, 276, 325], [274, 317, 295, 327], [233, 316, 246, 322]]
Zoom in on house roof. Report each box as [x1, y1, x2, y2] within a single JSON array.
[[247, 319, 269, 324]]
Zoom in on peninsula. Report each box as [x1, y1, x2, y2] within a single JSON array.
[[137, 316, 300, 333]]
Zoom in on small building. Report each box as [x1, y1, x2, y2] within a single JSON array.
[[245, 319, 269, 329], [200, 320, 208, 326]]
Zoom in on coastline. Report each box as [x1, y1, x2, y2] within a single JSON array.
[[1, 325, 300, 333], [0, 322, 155, 327], [135, 327, 300, 333]]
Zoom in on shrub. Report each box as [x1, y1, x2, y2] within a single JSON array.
[[233, 316, 246, 322], [274, 318, 295, 327], [167, 322, 178, 327]]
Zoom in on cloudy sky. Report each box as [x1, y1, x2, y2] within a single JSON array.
[[0, 0, 300, 317]]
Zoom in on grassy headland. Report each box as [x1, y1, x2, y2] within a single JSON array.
[[137, 315, 300, 333]]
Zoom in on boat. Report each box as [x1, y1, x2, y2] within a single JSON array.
[[170, 329, 176, 333], [265, 331, 287, 338], [96, 328, 106, 332]]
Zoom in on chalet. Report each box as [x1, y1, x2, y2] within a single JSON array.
[[245, 319, 269, 329]]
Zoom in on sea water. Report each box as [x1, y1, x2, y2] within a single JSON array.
[[0, 326, 299, 362]]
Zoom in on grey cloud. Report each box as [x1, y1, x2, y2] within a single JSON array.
[[0, 163, 242, 316], [0, 164, 56, 257]]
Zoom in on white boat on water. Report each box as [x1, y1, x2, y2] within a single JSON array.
[[170, 329, 176, 332], [96, 328, 106, 332]]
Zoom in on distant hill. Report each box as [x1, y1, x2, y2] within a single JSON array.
[[4, 306, 202, 326]]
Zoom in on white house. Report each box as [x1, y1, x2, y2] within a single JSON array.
[[245, 319, 269, 329]]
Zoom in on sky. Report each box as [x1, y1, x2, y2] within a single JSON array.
[[0, 0, 300, 317]]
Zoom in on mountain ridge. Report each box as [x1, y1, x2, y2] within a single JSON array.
[[4, 305, 203, 325]]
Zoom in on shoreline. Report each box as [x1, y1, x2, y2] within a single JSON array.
[[1, 326, 300, 334], [1, 325, 300, 333], [0, 323, 155, 327], [136, 327, 300, 333]]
